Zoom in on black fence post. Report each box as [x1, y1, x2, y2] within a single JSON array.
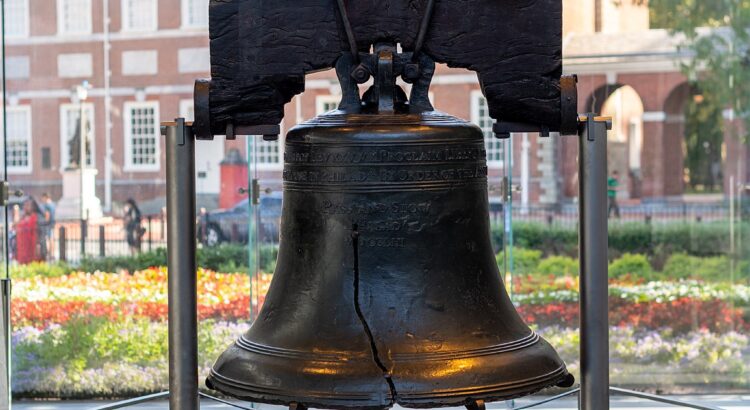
[[99, 225, 106, 258], [59, 226, 67, 262], [80, 219, 88, 259], [148, 215, 153, 251]]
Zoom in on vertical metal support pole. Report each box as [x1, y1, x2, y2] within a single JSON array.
[[578, 114, 610, 410], [0, 278, 11, 410], [164, 119, 199, 410]]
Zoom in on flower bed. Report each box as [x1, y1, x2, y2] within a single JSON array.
[[518, 298, 748, 334], [11, 268, 272, 328], [13, 320, 249, 399], [512, 279, 750, 305], [9, 266, 750, 398], [11, 319, 748, 398]]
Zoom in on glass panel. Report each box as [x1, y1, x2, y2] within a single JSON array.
[[1, 4, 12, 407], [4, 1, 212, 403], [509, 0, 750, 399], [246, 136, 281, 321]]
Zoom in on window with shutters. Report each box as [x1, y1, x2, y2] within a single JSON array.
[[470, 91, 503, 167], [122, 0, 158, 31], [182, 0, 208, 28], [316, 95, 340, 115], [57, 0, 92, 35], [248, 137, 282, 169], [5, 106, 32, 174], [124, 102, 160, 171], [3, 0, 29, 38]]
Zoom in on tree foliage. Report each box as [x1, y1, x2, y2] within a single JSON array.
[[649, 0, 750, 139]]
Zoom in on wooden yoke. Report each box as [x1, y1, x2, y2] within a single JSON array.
[[193, 0, 577, 140]]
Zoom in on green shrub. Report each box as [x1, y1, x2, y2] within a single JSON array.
[[502, 223, 579, 257], [496, 248, 542, 275], [661, 253, 747, 282], [491, 221, 749, 258], [609, 253, 656, 281], [10, 261, 72, 279], [76, 244, 279, 274], [79, 248, 168, 273], [537, 256, 579, 277]]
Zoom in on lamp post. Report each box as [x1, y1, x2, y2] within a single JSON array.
[[76, 81, 91, 221], [77, 81, 92, 259]]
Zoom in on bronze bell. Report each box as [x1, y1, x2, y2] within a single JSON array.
[[207, 47, 573, 409]]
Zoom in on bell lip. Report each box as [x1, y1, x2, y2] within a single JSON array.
[[206, 370, 394, 410], [206, 367, 573, 410]]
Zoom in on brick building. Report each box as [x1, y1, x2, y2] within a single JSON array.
[[3, 0, 746, 215]]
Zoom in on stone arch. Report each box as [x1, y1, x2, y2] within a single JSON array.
[[584, 82, 625, 115], [600, 85, 645, 199]]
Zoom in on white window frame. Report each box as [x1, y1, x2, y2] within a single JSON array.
[[124, 101, 161, 172], [470, 90, 503, 168], [181, 0, 208, 29], [57, 0, 93, 35], [3, 0, 30, 38], [248, 134, 283, 171], [121, 0, 158, 32], [179, 99, 195, 122], [315, 95, 340, 115], [59, 103, 96, 170], [4, 106, 33, 174]]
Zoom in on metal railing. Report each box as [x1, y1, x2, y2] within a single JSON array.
[[9, 214, 167, 266], [489, 202, 748, 227]]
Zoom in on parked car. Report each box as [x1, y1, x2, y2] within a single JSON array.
[[197, 193, 283, 246]]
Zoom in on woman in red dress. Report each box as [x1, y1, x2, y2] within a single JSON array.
[[15, 198, 43, 264]]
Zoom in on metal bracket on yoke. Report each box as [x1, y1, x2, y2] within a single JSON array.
[[493, 74, 579, 138]]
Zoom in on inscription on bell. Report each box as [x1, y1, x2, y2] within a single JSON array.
[[321, 201, 432, 215], [284, 146, 486, 164], [283, 166, 488, 183]]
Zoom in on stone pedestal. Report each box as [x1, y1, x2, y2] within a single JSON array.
[[56, 168, 103, 220]]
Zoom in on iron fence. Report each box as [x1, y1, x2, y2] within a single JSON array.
[[7, 202, 748, 266], [490, 202, 750, 228], [9, 214, 168, 266]]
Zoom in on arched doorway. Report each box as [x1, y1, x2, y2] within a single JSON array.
[[600, 85, 645, 200]]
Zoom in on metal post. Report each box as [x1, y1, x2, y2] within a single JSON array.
[[0, 279, 11, 410], [99, 225, 106, 258], [148, 215, 153, 252], [80, 218, 87, 259], [164, 119, 199, 410], [59, 226, 67, 262], [578, 114, 610, 410]]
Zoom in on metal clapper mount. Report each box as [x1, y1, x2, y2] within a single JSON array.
[[334, 43, 436, 116]]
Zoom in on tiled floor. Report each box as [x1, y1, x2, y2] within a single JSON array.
[[12, 396, 750, 410]]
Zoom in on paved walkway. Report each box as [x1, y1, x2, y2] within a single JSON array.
[[12, 396, 750, 410]]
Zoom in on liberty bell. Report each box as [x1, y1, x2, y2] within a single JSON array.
[[205, 41, 574, 409]]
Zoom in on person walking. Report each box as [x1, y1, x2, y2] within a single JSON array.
[[15, 198, 44, 264], [124, 198, 145, 255], [40, 193, 56, 260], [608, 170, 621, 219]]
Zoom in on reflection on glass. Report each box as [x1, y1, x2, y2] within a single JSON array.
[[1, 0, 747, 403]]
